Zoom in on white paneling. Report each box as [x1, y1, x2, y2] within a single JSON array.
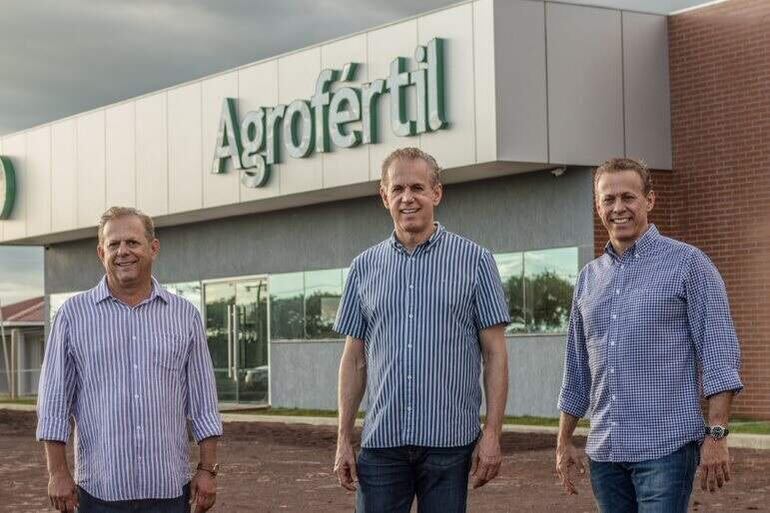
[[51, 120, 78, 232], [623, 12, 671, 170], [547, 3, 624, 165], [0, 139, 3, 241], [26, 126, 52, 236], [474, 0, 497, 163], [168, 83, 202, 213], [367, 19, 419, 181], [277, 48, 323, 195], [418, 3, 476, 170], [321, 34, 370, 189], [106, 102, 136, 207], [238, 60, 281, 202], [136, 93, 168, 216], [3, 135, 27, 240], [76, 110, 106, 227], [493, 0, 548, 163], [202, 72, 239, 207]]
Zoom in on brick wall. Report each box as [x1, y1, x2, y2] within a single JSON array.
[[593, 0, 770, 419]]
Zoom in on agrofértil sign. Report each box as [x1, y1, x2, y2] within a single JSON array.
[[212, 38, 448, 188]]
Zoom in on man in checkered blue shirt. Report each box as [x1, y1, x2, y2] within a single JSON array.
[[556, 158, 743, 513]]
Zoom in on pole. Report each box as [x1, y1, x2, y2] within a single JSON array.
[[0, 299, 10, 397]]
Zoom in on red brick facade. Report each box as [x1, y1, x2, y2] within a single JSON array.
[[594, 0, 770, 419]]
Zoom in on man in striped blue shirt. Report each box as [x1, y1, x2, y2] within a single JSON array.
[[37, 207, 223, 513], [333, 148, 511, 513], [556, 158, 743, 512]]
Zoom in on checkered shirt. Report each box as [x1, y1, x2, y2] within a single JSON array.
[[558, 225, 743, 462]]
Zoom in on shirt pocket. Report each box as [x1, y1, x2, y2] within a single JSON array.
[[152, 334, 188, 372]]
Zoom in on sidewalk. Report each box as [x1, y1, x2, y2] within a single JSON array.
[[4, 403, 769, 450]]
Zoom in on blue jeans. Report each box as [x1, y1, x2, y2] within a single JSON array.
[[589, 442, 700, 513], [356, 441, 477, 513], [77, 484, 190, 513]]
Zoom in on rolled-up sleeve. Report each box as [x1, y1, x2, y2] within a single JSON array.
[[334, 261, 367, 340], [185, 310, 223, 442], [685, 249, 743, 397], [36, 305, 78, 442], [558, 272, 591, 418], [473, 250, 511, 330]]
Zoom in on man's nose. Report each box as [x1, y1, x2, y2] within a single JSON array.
[[401, 188, 414, 202], [117, 242, 130, 254]]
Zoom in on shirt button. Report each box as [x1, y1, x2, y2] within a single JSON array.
[[134, 394, 140, 400], [407, 406, 412, 412], [407, 375, 413, 380], [409, 284, 414, 289], [132, 336, 137, 340], [611, 314, 617, 320], [615, 289, 620, 295], [620, 264, 625, 269], [612, 421, 617, 426], [133, 364, 138, 369], [407, 344, 412, 349], [610, 341, 616, 346], [612, 394, 616, 401], [610, 367, 615, 374]]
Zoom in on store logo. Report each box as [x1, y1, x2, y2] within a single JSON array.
[[212, 38, 447, 188], [0, 156, 16, 220]]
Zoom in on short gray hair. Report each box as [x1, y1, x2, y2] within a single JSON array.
[[381, 147, 442, 187], [98, 206, 155, 243]]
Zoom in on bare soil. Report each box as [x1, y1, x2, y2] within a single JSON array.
[[1, 409, 768, 512]]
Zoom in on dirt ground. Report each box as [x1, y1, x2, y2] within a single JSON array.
[[1, 409, 768, 513]]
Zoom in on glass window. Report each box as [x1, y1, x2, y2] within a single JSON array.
[[523, 247, 578, 333], [48, 292, 81, 324], [304, 269, 343, 339], [494, 253, 525, 335], [270, 272, 305, 341], [164, 281, 202, 313]]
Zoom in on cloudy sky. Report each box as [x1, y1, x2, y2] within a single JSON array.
[[0, 0, 711, 304]]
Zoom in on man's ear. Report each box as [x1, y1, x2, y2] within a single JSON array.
[[150, 239, 160, 260], [432, 183, 443, 206], [96, 243, 105, 263], [646, 190, 656, 212], [379, 184, 389, 209]]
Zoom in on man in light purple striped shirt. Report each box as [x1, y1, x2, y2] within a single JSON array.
[[37, 206, 223, 513]]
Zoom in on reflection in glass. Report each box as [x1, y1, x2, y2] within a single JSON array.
[[305, 269, 343, 339], [524, 248, 578, 333], [270, 272, 305, 340], [494, 253, 525, 334], [48, 292, 81, 324], [204, 282, 237, 402], [164, 281, 202, 313]]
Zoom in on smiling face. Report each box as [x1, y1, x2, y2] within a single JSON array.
[[380, 157, 443, 240], [595, 170, 655, 254], [97, 215, 159, 292]]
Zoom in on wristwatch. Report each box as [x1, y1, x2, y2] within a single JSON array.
[[196, 463, 220, 477], [705, 425, 729, 440]]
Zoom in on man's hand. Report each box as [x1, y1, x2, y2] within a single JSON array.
[[48, 470, 78, 513], [700, 437, 731, 493], [555, 439, 586, 495], [470, 430, 502, 489], [190, 470, 217, 513], [334, 437, 358, 491]]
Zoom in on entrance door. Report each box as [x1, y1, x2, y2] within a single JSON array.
[[204, 278, 269, 404]]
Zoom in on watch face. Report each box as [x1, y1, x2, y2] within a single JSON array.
[[711, 426, 725, 438]]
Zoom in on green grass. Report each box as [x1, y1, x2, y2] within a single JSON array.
[[0, 396, 36, 405], [226, 408, 591, 427], [729, 420, 770, 435]]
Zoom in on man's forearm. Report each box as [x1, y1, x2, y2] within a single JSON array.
[[337, 340, 366, 440], [558, 412, 580, 445], [482, 347, 508, 436], [44, 441, 71, 477], [708, 391, 734, 426], [198, 437, 218, 466]]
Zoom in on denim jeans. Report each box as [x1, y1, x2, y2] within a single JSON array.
[[355, 441, 477, 513], [589, 442, 700, 513], [77, 484, 190, 513]]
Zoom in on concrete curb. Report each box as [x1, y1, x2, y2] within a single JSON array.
[[4, 405, 770, 450]]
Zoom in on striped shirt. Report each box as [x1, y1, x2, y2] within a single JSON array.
[[36, 277, 222, 501], [558, 225, 743, 462], [334, 223, 510, 448]]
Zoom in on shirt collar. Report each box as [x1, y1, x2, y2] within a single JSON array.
[[604, 224, 660, 260], [92, 276, 170, 305], [390, 222, 446, 253]]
